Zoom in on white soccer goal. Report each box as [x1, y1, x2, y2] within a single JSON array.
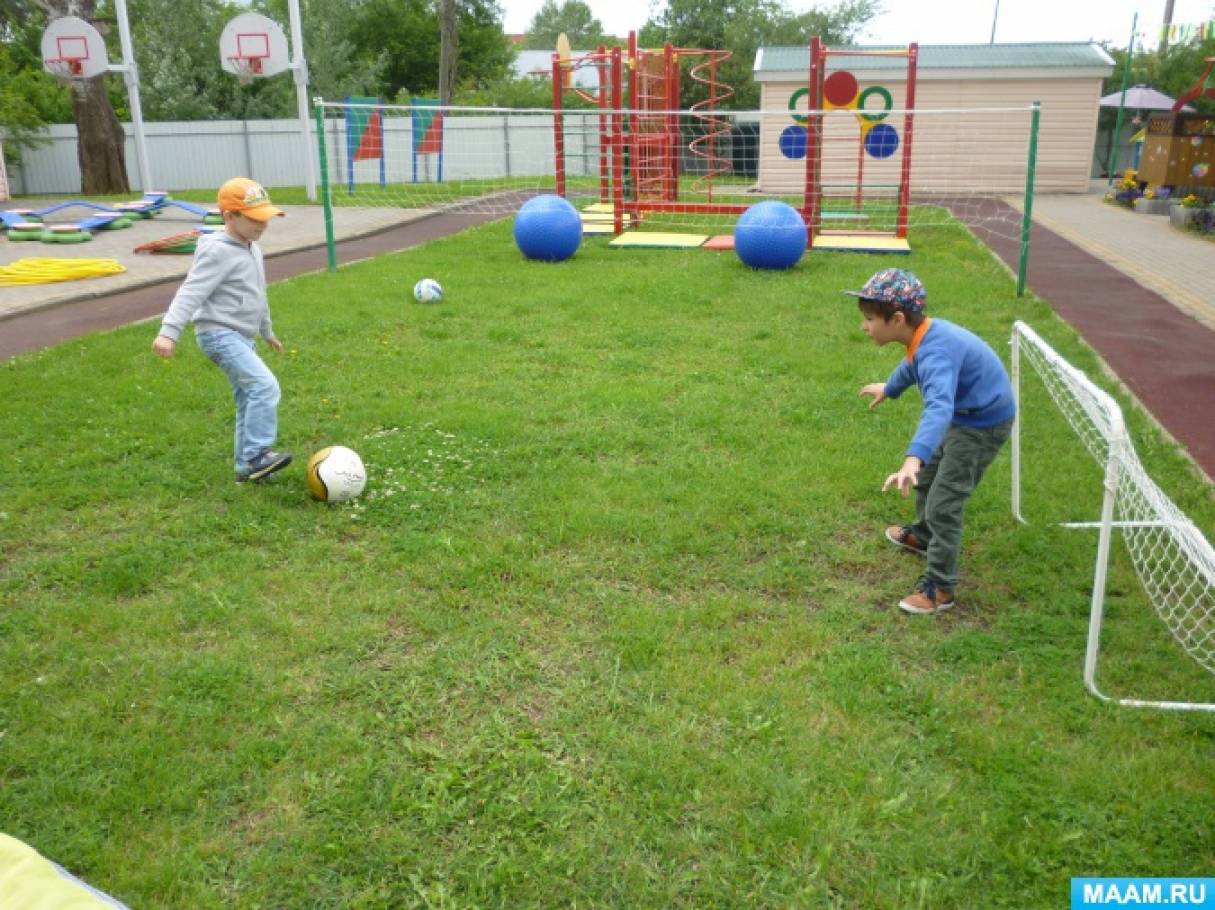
[[1011, 320, 1215, 712]]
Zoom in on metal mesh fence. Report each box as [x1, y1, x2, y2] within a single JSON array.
[[316, 102, 1035, 243]]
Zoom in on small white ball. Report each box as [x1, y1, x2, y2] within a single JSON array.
[[413, 278, 443, 304]]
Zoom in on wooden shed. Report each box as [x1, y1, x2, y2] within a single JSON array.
[[1137, 111, 1215, 189], [754, 42, 1115, 196]]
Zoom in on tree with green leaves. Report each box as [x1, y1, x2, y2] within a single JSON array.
[[1103, 36, 1215, 115], [349, 0, 512, 102], [638, 0, 879, 108], [245, 0, 389, 118], [522, 0, 613, 50], [0, 3, 69, 170]]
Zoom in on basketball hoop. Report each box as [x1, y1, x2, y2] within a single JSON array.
[[227, 54, 265, 86], [46, 57, 84, 81]]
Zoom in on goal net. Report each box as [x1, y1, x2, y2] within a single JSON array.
[[314, 101, 1035, 244], [1011, 320, 1215, 712]]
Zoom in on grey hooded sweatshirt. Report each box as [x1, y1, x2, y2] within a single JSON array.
[[158, 231, 275, 343]]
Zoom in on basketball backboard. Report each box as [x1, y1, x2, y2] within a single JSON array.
[[41, 16, 109, 80], [219, 12, 290, 82]]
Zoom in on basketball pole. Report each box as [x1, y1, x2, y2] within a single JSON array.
[[286, 0, 317, 201], [110, 0, 152, 193]]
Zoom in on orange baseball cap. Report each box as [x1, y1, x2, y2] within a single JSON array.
[[216, 177, 284, 222]]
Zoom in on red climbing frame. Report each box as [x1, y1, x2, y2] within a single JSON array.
[[804, 38, 919, 246], [554, 31, 789, 234], [554, 35, 921, 237], [552, 44, 614, 204]]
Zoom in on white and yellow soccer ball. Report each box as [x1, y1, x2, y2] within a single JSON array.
[[413, 278, 443, 304], [306, 445, 367, 502]]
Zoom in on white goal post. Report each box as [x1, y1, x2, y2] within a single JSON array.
[[1010, 320, 1215, 712]]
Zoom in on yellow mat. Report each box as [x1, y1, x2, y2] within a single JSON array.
[[812, 234, 911, 254], [609, 232, 708, 249], [580, 211, 634, 235], [582, 202, 617, 213], [580, 212, 626, 221]]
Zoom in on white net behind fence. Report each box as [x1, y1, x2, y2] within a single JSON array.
[[317, 103, 1034, 242], [1014, 321, 1215, 683]]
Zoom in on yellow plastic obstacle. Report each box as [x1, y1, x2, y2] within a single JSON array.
[[0, 257, 126, 286]]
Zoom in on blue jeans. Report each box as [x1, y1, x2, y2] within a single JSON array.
[[196, 329, 280, 473]]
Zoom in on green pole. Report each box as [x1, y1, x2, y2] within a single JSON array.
[[1016, 102, 1040, 299], [1108, 13, 1137, 187], [314, 98, 337, 273]]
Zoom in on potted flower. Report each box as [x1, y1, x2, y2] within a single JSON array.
[[1106, 168, 1142, 209], [1188, 206, 1215, 238], [1171, 193, 1209, 230], [1134, 185, 1171, 215]]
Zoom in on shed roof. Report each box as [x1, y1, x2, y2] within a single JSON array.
[[755, 42, 1115, 77]]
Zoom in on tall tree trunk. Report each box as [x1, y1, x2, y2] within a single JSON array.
[[72, 75, 130, 195], [438, 0, 458, 104]]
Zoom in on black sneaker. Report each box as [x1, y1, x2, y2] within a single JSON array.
[[239, 449, 293, 483]]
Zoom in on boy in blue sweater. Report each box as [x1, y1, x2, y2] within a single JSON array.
[[152, 178, 292, 483], [847, 268, 1015, 615]]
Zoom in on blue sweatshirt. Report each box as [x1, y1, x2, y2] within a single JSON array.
[[883, 318, 1016, 464], [158, 231, 274, 343]]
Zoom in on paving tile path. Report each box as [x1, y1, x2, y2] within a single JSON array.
[[970, 193, 1215, 481]]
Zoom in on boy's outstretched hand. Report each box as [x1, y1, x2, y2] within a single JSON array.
[[152, 335, 176, 359], [859, 383, 887, 409], [883, 456, 922, 497]]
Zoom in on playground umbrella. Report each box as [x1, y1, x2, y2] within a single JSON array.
[[1098, 84, 1195, 111]]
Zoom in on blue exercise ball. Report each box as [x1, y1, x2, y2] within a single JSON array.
[[734, 200, 807, 270], [514, 194, 582, 262]]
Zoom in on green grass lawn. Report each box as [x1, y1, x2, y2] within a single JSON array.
[[1, 213, 1212, 908]]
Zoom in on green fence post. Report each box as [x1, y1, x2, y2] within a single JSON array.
[[314, 98, 337, 273], [1017, 102, 1040, 299], [1108, 13, 1137, 188]]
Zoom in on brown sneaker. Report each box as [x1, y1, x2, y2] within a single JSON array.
[[885, 525, 927, 557], [898, 579, 955, 615]]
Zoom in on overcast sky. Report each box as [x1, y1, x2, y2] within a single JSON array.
[[500, 0, 1215, 51]]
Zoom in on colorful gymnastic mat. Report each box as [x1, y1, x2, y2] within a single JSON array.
[[811, 234, 911, 254], [608, 232, 709, 249]]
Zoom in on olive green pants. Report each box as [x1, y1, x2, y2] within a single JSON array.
[[905, 419, 1013, 592]]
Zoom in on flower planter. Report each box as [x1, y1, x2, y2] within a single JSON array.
[[1133, 196, 1170, 215], [1170, 205, 1202, 230]]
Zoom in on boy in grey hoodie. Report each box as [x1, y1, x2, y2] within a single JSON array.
[[152, 177, 292, 483]]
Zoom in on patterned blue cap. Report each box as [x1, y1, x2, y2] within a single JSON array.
[[843, 268, 927, 315]]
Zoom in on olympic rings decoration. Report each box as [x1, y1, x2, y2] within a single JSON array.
[[788, 87, 809, 124]]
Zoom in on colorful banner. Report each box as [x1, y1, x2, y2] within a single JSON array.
[[411, 98, 444, 155], [345, 96, 385, 191], [1160, 20, 1215, 44]]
